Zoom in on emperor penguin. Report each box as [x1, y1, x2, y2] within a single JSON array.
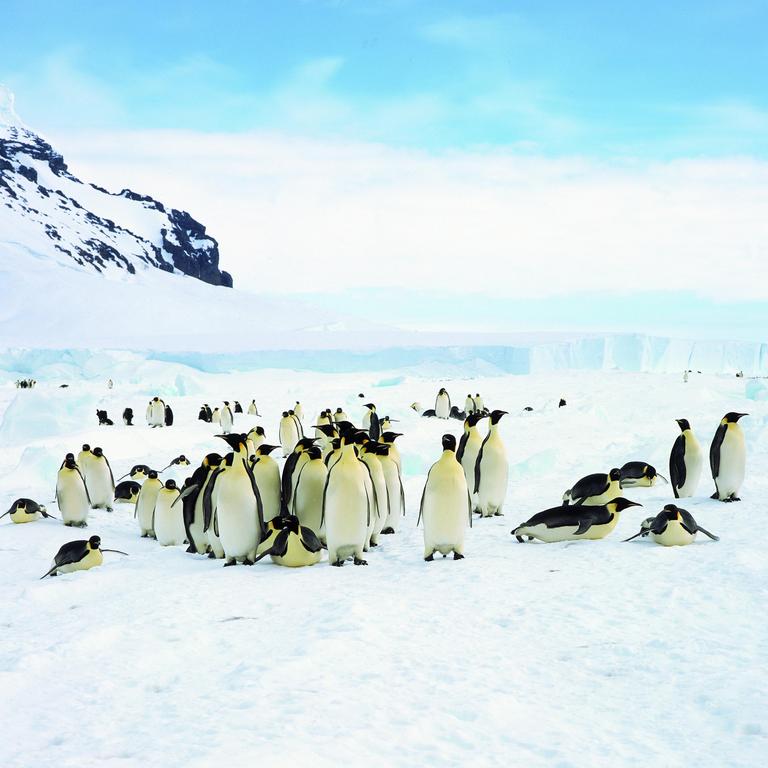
[[178, 452, 223, 554], [457, 412, 488, 510], [619, 462, 668, 488], [2, 498, 55, 524], [419, 434, 471, 561], [474, 393, 485, 412], [164, 404, 174, 426], [56, 454, 90, 527], [282, 437, 318, 508], [360, 440, 389, 546], [199, 404, 212, 422], [381, 431, 403, 472], [292, 445, 328, 541], [114, 480, 141, 505], [234, 401, 243, 414], [464, 394, 476, 415], [474, 410, 509, 517], [86, 447, 115, 511], [147, 397, 165, 427], [250, 444, 282, 524], [435, 388, 451, 419], [122, 407, 134, 426], [117, 464, 152, 483], [333, 407, 349, 424], [77, 444, 92, 483], [313, 423, 338, 458], [563, 468, 622, 507], [220, 402, 234, 435], [379, 442, 405, 534], [247, 425, 266, 455], [136, 471, 163, 538], [669, 419, 703, 498], [210, 433, 265, 565], [289, 409, 304, 439], [153, 480, 185, 546], [512, 498, 641, 543], [322, 431, 371, 566], [624, 504, 719, 546], [247, 400, 260, 416], [294, 401, 304, 421], [40, 535, 127, 578], [279, 411, 301, 458], [212, 407, 221, 424], [710, 412, 748, 501], [316, 409, 332, 436], [254, 514, 323, 567], [363, 403, 380, 440]]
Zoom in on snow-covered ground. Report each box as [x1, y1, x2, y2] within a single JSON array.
[[1, 363, 766, 767]]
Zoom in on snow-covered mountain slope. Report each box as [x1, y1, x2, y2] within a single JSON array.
[[0, 86, 231, 287]]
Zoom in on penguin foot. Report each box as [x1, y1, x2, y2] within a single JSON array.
[[243, 558, 254, 566], [424, 553, 434, 561], [185, 544, 196, 553], [106, 507, 114, 513], [442, 553, 447, 558], [207, 552, 217, 559], [223, 560, 236, 567], [711, 492, 719, 499], [369, 541, 379, 547], [381, 527, 395, 534], [494, 511, 504, 516], [514, 534, 525, 543], [453, 552, 465, 560], [331, 560, 344, 567], [353, 557, 368, 566], [731, 496, 741, 502]]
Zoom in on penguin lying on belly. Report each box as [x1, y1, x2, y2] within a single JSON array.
[[623, 504, 719, 546], [619, 462, 667, 488]]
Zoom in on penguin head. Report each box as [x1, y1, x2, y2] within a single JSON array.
[[676, 418, 691, 431], [441, 434, 457, 452], [88, 535, 101, 550], [165, 479, 177, 490], [203, 453, 223, 467], [661, 503, 681, 521], [610, 498, 642, 513], [335, 407, 343, 414], [254, 426, 265, 437], [82, 443, 90, 452], [358, 393, 365, 398], [217, 433, 248, 452], [148, 471, 159, 479], [314, 424, 337, 438], [352, 430, 370, 446], [306, 446, 322, 460], [297, 437, 318, 451], [256, 444, 280, 456], [224, 401, 230, 406], [724, 412, 748, 423], [295, 401, 300, 405], [92, 447, 104, 458], [609, 468, 622, 482], [489, 410, 508, 425], [63, 455, 78, 469], [364, 403, 375, 411], [282, 411, 289, 418], [382, 431, 403, 443], [289, 409, 296, 416], [467, 412, 487, 427]]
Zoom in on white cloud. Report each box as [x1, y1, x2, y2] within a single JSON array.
[[48, 128, 768, 301]]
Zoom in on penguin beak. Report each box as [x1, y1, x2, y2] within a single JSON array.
[[655, 473, 669, 484], [100, 548, 129, 556]]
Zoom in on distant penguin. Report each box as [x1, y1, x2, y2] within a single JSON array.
[[247, 425, 266, 455], [251, 444, 282, 524], [122, 407, 134, 426], [40, 535, 127, 579], [474, 410, 509, 517], [86, 447, 115, 511], [164, 404, 174, 426], [247, 400, 260, 416], [669, 419, 703, 498], [333, 407, 348, 424], [77, 444, 92, 484], [421, 409, 437, 418], [513, 498, 641, 543], [178, 453, 223, 554], [1, 498, 55, 524], [322, 431, 371, 566], [292, 446, 328, 541], [449, 406, 466, 421], [619, 462, 667, 488], [118, 463, 152, 483], [153, 480, 185, 546], [234, 400, 243, 414], [558, 398, 567, 408], [457, 412, 487, 511], [254, 514, 323, 567], [563, 468, 622, 507], [464, 394, 476, 414], [294, 401, 304, 421], [363, 403, 380, 441], [147, 397, 165, 427], [435, 388, 451, 419], [419, 434, 471, 561], [710, 412, 748, 501], [114, 480, 141, 504], [96, 409, 113, 426], [474, 394, 484, 412], [623, 504, 719, 546], [212, 407, 221, 424], [279, 411, 301, 458], [220, 402, 234, 435], [198, 404, 212, 422], [56, 454, 90, 527], [136, 471, 163, 538], [209, 433, 265, 566], [410, 402, 422, 412]]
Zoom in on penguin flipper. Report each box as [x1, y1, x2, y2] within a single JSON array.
[[399, 474, 405, 517], [417, 467, 433, 527], [679, 508, 698, 536], [242, 459, 265, 534], [172, 484, 199, 509], [456, 432, 469, 464], [669, 434, 687, 497], [473, 438, 488, 495], [203, 468, 223, 531], [622, 529, 646, 542], [467, 490, 473, 528], [76, 466, 92, 506], [300, 526, 323, 553], [697, 525, 720, 541], [104, 455, 116, 491], [710, 423, 726, 480], [573, 518, 593, 535]]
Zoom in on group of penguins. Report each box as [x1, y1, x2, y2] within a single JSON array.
[[95, 396, 174, 428], [3, 383, 749, 577]]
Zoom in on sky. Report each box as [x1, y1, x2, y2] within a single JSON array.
[[1, 0, 767, 334]]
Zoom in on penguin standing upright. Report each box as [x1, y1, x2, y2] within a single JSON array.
[[40, 535, 127, 578], [122, 408, 134, 426], [234, 401, 243, 414], [247, 400, 260, 416], [210, 433, 265, 566], [77, 444, 92, 485], [56, 454, 90, 527], [289, 409, 304, 439], [474, 393, 485, 412], [464, 394, 476, 415], [322, 431, 371, 566], [379, 442, 405, 534], [86, 447, 115, 511], [164, 404, 174, 426], [562, 468, 622, 507], [292, 445, 328, 541], [136, 471, 163, 538], [279, 411, 301, 458], [669, 419, 703, 498], [212, 407, 221, 424], [381, 431, 403, 472], [247, 425, 266, 455], [220, 402, 234, 435], [333, 407, 348, 424], [147, 397, 165, 427], [457, 412, 488, 511], [178, 453, 222, 554], [360, 441, 388, 546], [435, 388, 451, 419], [153, 480, 185, 546], [363, 403, 380, 441], [282, 437, 317, 508], [251, 444, 282, 524], [2, 498, 55, 524], [294, 401, 304, 421], [474, 410, 509, 517], [710, 412, 748, 501]]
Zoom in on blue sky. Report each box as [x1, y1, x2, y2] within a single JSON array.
[[2, 0, 768, 155]]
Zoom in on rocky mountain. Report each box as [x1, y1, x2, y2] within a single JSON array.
[[0, 86, 232, 287]]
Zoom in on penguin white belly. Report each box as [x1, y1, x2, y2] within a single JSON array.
[[57, 548, 103, 575], [206, 517, 225, 558], [368, 463, 389, 542], [435, 394, 450, 419], [57, 472, 90, 526], [677, 440, 703, 498], [280, 423, 300, 457], [651, 521, 695, 547], [215, 477, 259, 561], [460, 434, 482, 509], [189, 492, 209, 552], [580, 484, 620, 507], [325, 473, 368, 562], [477, 443, 508, 517], [151, 402, 164, 426], [87, 465, 114, 510], [254, 462, 281, 523], [381, 458, 403, 532], [520, 516, 618, 543], [220, 409, 233, 434], [10, 509, 40, 523], [715, 430, 746, 498], [136, 483, 162, 536], [361, 469, 376, 548], [272, 534, 322, 567], [154, 493, 185, 546], [362, 411, 372, 430], [423, 466, 467, 556], [293, 465, 327, 541], [212, 410, 221, 424]]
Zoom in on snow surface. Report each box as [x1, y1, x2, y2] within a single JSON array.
[[1, 361, 766, 767]]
